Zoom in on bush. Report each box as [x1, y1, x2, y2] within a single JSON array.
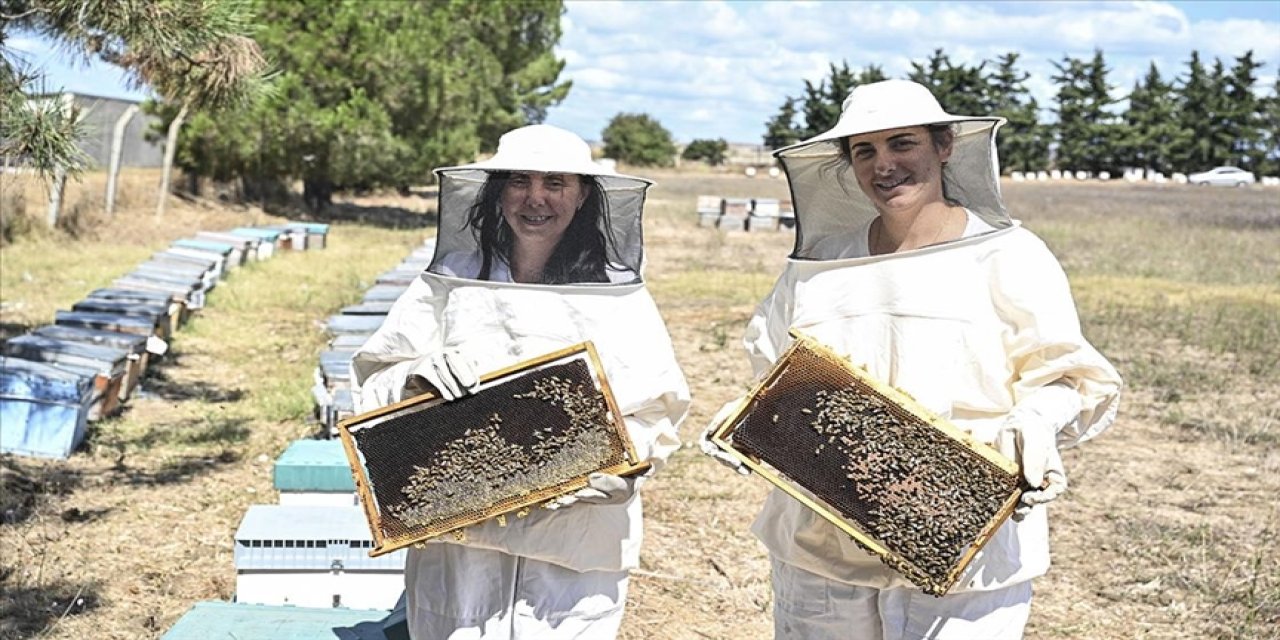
[[682, 138, 729, 166]]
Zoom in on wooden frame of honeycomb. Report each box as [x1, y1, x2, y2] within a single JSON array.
[[709, 330, 1024, 595], [338, 341, 648, 557]]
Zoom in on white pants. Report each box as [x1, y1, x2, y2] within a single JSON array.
[[406, 543, 629, 640], [770, 557, 1033, 640]]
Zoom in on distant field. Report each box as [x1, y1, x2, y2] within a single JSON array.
[[1, 169, 1276, 639]]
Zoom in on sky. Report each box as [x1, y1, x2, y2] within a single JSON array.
[[8, 1, 1279, 144]]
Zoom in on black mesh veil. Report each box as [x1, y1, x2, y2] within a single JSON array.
[[775, 118, 1011, 260], [427, 168, 650, 284]]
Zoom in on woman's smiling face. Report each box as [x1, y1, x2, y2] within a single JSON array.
[[500, 171, 588, 243], [846, 126, 952, 214]]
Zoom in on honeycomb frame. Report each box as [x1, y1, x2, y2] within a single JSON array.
[[710, 330, 1024, 595], [338, 341, 648, 557]]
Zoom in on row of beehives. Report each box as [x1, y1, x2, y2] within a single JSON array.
[[0, 222, 330, 460], [160, 240, 438, 639], [696, 195, 796, 232], [312, 239, 438, 437]]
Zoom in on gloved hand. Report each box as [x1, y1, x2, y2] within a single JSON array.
[[403, 349, 479, 402], [544, 473, 637, 510], [996, 419, 1067, 522], [699, 400, 751, 476]]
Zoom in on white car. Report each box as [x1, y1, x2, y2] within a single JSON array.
[[1187, 166, 1256, 187]]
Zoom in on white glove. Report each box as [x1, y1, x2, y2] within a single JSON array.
[[403, 349, 479, 402], [997, 420, 1068, 521], [699, 400, 751, 476], [998, 380, 1083, 521], [544, 473, 637, 510]]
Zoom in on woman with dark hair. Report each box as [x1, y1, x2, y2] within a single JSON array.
[[451, 170, 631, 284], [352, 124, 688, 639]]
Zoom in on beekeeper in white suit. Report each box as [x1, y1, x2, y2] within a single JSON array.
[[352, 124, 689, 640], [701, 80, 1123, 639]]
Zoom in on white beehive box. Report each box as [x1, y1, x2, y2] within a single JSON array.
[[234, 505, 405, 610]]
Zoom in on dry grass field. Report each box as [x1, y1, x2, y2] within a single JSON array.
[[1, 167, 1277, 639]]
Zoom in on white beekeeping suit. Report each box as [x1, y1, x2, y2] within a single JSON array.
[[351, 125, 689, 640], [733, 80, 1123, 639]]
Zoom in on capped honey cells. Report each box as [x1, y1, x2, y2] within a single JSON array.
[[717, 332, 1022, 595], [339, 344, 648, 556]]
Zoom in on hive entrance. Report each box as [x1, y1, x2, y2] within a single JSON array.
[[340, 343, 647, 556], [715, 331, 1022, 595]]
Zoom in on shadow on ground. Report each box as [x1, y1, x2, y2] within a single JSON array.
[[0, 457, 83, 526], [0, 569, 101, 639]]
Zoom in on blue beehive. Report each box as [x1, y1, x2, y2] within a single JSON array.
[[327, 315, 386, 337], [112, 274, 206, 310], [174, 238, 241, 269], [361, 284, 409, 303], [31, 324, 151, 396], [139, 257, 219, 289], [229, 228, 282, 259], [286, 222, 330, 250], [161, 601, 391, 640], [153, 248, 223, 279], [71, 298, 170, 340], [197, 231, 262, 262], [55, 309, 158, 338], [2, 335, 129, 417], [0, 356, 94, 458], [233, 505, 405, 610], [88, 287, 188, 332], [274, 439, 357, 506], [373, 269, 420, 286]]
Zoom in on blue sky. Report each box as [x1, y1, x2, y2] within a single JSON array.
[[8, 1, 1279, 144]]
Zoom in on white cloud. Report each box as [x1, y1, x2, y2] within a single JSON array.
[[548, 1, 1279, 144]]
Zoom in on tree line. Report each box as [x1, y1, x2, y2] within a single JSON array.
[[764, 49, 1280, 177]]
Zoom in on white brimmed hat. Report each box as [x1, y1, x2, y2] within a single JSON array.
[[430, 124, 652, 281], [774, 80, 1011, 259]]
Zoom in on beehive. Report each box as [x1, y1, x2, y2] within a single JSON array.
[[161, 600, 393, 640], [709, 331, 1022, 596], [338, 342, 647, 556], [275, 439, 359, 506], [233, 505, 404, 609]]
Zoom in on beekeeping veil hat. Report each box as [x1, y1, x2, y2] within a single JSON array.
[[429, 124, 652, 283], [774, 79, 1010, 259]]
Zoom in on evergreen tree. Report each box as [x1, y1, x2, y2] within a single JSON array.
[[908, 48, 991, 117], [1174, 51, 1226, 173], [988, 52, 1047, 173], [798, 62, 857, 139], [602, 113, 676, 167], [1222, 50, 1265, 171], [1259, 77, 1280, 177], [1051, 49, 1119, 173], [763, 97, 802, 150], [1119, 62, 1182, 174], [173, 0, 569, 210]]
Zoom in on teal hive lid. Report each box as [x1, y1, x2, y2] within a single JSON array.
[[273, 439, 356, 492], [161, 601, 390, 639]]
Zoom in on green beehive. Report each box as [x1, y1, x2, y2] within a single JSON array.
[[274, 439, 356, 494], [162, 601, 390, 639]]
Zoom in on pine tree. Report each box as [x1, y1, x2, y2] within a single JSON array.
[[988, 52, 1047, 173], [1222, 51, 1265, 171], [1119, 62, 1182, 174], [908, 48, 990, 117], [763, 97, 802, 150], [1051, 49, 1119, 174]]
